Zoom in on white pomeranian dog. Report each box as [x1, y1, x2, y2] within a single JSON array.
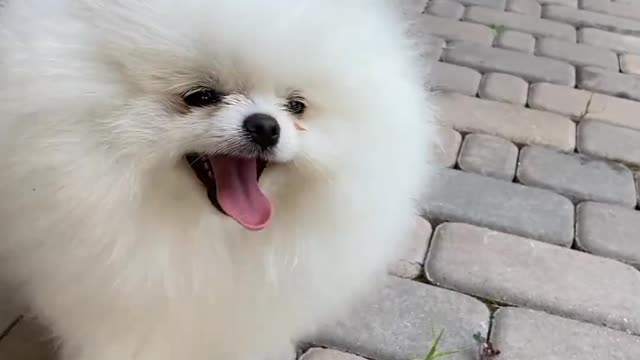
[[0, 0, 435, 359]]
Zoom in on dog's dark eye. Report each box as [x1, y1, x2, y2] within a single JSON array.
[[287, 99, 306, 115], [183, 88, 222, 107]]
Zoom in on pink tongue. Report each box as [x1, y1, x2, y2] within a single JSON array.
[[210, 156, 273, 231]]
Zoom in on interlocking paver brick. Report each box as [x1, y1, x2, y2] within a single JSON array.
[[393, 0, 429, 19], [310, 276, 490, 360], [457, 0, 506, 8], [507, 0, 542, 16], [443, 41, 575, 86], [580, 0, 640, 22], [517, 145, 636, 207], [636, 172, 640, 206], [0, 318, 55, 360], [436, 93, 576, 151], [464, 5, 576, 40], [428, 61, 481, 96], [418, 36, 446, 61], [543, 4, 640, 36], [620, 54, 640, 75], [388, 217, 432, 279], [492, 307, 640, 360], [527, 82, 640, 129], [578, 27, 640, 55], [457, 133, 519, 180], [535, 37, 619, 70], [409, 14, 496, 45], [494, 30, 535, 53], [537, 0, 576, 6], [576, 202, 640, 267], [426, 0, 465, 19], [478, 72, 528, 105], [432, 126, 463, 168], [300, 349, 366, 360], [577, 66, 640, 102], [425, 222, 640, 334], [577, 119, 640, 167], [420, 168, 574, 245]]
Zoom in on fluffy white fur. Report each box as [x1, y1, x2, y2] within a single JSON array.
[[0, 1, 436, 359]]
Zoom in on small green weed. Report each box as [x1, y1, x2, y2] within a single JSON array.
[[490, 24, 506, 35], [414, 329, 458, 360]]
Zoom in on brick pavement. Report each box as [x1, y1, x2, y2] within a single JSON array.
[[3, 0, 640, 359]]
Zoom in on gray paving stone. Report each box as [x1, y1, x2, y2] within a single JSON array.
[[388, 217, 432, 279], [517, 145, 636, 207], [464, 5, 576, 40], [409, 14, 496, 45], [578, 119, 640, 168], [620, 53, 640, 75], [420, 168, 574, 245], [300, 349, 366, 360], [0, 318, 55, 360], [494, 30, 535, 53], [432, 126, 463, 168], [309, 276, 490, 360], [527, 82, 640, 129], [443, 41, 575, 86], [535, 37, 619, 70], [507, 0, 542, 16], [492, 307, 640, 360], [577, 202, 640, 268], [457, 0, 506, 8], [393, 0, 429, 19], [577, 66, 640, 102], [578, 27, 640, 55], [457, 133, 519, 181], [478, 72, 528, 105], [426, 0, 465, 19], [580, 0, 640, 22], [537, 0, 576, 6], [425, 222, 640, 335], [636, 172, 640, 206], [417, 36, 447, 61], [543, 4, 640, 36], [436, 93, 576, 151], [428, 61, 481, 96]]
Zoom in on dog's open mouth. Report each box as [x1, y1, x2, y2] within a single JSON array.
[[186, 154, 272, 231]]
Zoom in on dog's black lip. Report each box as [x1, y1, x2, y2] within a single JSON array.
[[185, 153, 268, 214]]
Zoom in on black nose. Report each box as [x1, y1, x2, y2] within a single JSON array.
[[243, 113, 280, 150]]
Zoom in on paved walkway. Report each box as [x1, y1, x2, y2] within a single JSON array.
[[3, 0, 640, 359]]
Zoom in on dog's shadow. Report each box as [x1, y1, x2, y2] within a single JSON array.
[[0, 280, 57, 360]]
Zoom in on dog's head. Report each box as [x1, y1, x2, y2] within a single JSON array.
[[1, 0, 431, 232]]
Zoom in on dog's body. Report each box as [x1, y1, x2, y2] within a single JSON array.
[[0, 1, 435, 359]]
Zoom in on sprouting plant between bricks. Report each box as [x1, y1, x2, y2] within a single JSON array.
[[413, 329, 458, 360]]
